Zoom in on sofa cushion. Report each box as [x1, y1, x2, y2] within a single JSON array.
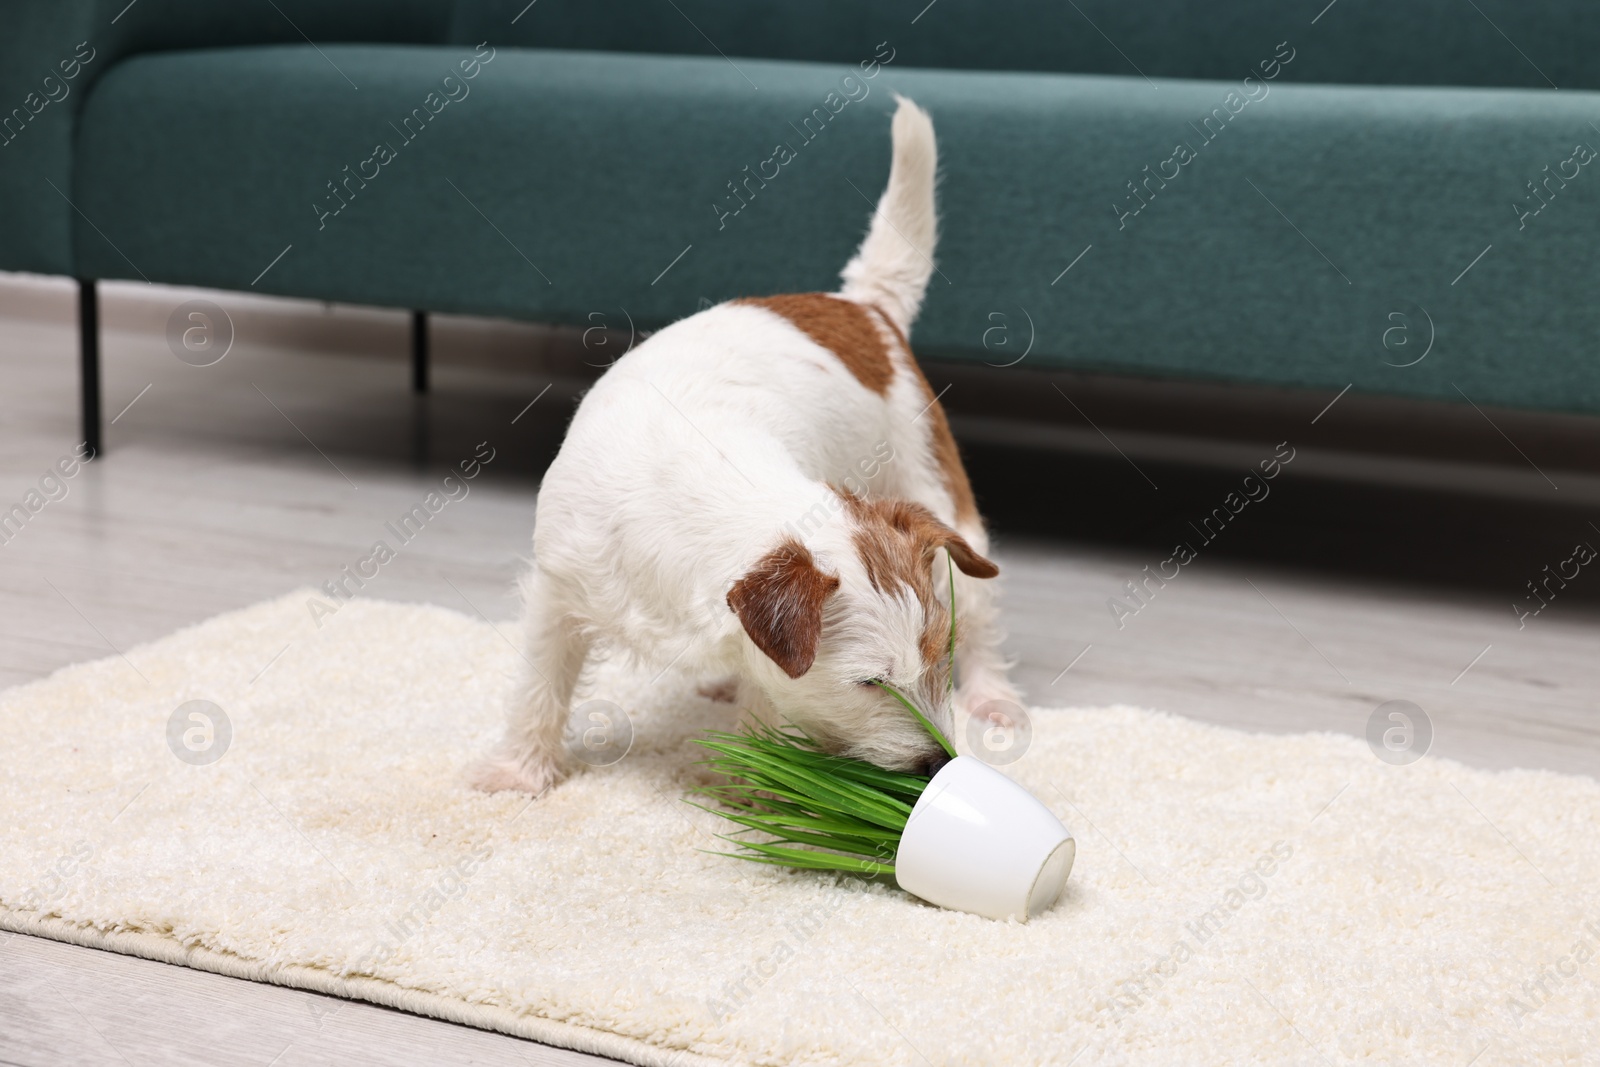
[[0, 0, 456, 277], [455, 0, 1600, 92], [75, 43, 1600, 414]]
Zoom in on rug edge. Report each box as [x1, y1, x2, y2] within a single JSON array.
[[0, 912, 735, 1067]]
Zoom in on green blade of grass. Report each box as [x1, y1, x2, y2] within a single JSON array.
[[694, 775, 910, 834], [710, 839, 897, 875], [801, 758, 930, 799], [757, 745, 932, 794], [681, 806, 896, 857], [695, 812, 892, 857], [697, 726, 931, 798], [701, 745, 914, 827], [691, 709, 946, 876], [701, 745, 928, 802], [687, 794, 902, 842], [946, 548, 957, 695], [872, 681, 957, 758], [699, 849, 898, 876]]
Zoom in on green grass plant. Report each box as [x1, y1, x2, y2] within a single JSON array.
[[691, 552, 962, 874]]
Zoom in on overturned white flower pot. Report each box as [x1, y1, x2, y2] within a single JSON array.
[[893, 756, 1075, 922]]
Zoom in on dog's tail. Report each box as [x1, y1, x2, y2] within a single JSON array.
[[838, 95, 938, 334]]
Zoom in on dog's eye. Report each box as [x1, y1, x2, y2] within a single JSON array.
[[858, 677, 884, 689]]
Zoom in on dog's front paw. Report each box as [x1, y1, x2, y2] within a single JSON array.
[[956, 674, 1024, 721], [468, 751, 572, 795]]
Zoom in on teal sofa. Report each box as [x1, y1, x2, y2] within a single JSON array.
[[4, 1, 1596, 454]]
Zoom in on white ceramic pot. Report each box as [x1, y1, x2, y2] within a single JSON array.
[[894, 756, 1075, 921]]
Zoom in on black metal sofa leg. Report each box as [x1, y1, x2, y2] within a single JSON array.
[[411, 310, 429, 394], [79, 278, 101, 459]]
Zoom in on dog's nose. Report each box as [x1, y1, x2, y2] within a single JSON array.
[[921, 751, 953, 778]]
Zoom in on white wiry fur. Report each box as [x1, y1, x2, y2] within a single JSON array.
[[838, 94, 939, 333], [472, 96, 1012, 794]]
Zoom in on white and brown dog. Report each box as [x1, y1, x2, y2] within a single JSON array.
[[472, 96, 1017, 793]]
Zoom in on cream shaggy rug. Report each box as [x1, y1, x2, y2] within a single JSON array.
[[1, 592, 1597, 1066]]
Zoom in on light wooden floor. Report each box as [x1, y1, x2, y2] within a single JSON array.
[[2, 273, 1597, 1065]]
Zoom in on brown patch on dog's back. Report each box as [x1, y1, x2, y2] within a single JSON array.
[[838, 495, 998, 669], [739, 293, 894, 395], [867, 308, 979, 526]]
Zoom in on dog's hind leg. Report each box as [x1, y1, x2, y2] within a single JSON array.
[[947, 523, 1023, 723], [469, 567, 591, 795]]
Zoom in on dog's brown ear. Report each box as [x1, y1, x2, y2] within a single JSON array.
[[940, 531, 999, 579], [727, 539, 840, 678], [872, 498, 999, 579]]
